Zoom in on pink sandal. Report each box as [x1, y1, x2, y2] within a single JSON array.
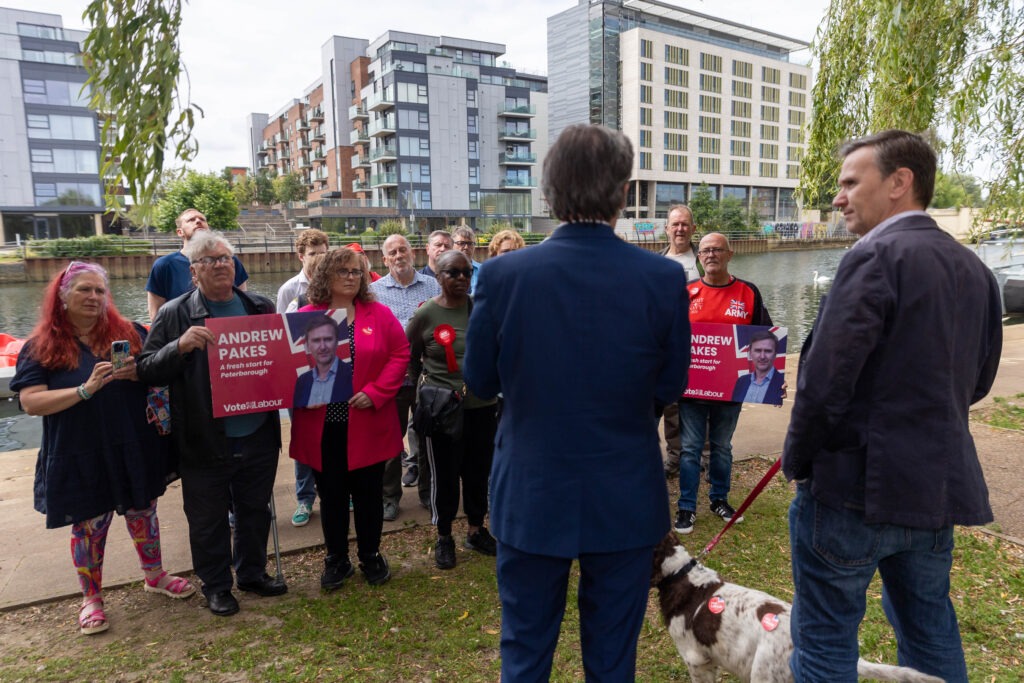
[[143, 571, 196, 599], [79, 596, 108, 635]]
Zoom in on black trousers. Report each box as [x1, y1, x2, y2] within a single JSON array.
[[424, 405, 497, 537], [382, 384, 415, 505], [314, 420, 385, 563], [179, 416, 278, 596]]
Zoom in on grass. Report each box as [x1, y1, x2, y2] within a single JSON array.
[[973, 393, 1024, 431], [0, 459, 1021, 682]]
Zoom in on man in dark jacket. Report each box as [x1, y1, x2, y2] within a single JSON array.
[[782, 130, 1002, 683], [138, 231, 286, 618]]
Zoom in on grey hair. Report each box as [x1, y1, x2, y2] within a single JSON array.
[[452, 226, 475, 240], [184, 230, 235, 262]]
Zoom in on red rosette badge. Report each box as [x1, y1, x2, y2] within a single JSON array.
[[434, 324, 458, 372]]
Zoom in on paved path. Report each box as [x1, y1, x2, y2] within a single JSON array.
[[1, 325, 1021, 611]]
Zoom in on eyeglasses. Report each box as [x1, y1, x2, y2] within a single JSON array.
[[697, 247, 728, 257], [454, 240, 474, 247], [336, 268, 364, 279], [441, 268, 473, 279], [192, 255, 232, 266]]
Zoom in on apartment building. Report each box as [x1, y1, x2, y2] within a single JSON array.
[[249, 32, 548, 232], [548, 0, 811, 221], [0, 7, 104, 242]]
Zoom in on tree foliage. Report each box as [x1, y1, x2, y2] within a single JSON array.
[[802, 0, 1024, 227], [154, 171, 238, 233], [688, 185, 758, 233], [932, 171, 985, 209], [83, 0, 201, 223], [272, 173, 309, 204]]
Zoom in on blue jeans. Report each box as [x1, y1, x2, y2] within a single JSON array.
[[788, 484, 967, 683], [294, 461, 316, 507], [676, 400, 741, 512]]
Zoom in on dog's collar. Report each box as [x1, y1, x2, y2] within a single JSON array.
[[657, 558, 698, 588]]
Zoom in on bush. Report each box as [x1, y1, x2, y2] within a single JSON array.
[[377, 220, 408, 237], [27, 236, 153, 258]]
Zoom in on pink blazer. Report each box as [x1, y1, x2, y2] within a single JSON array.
[[289, 300, 410, 471]]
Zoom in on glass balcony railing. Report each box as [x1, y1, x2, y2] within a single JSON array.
[[498, 104, 536, 117], [369, 145, 398, 162], [499, 177, 536, 189], [499, 152, 537, 164], [499, 128, 537, 140], [370, 173, 398, 186]]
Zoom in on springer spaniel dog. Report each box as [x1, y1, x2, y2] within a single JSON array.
[[651, 533, 944, 683]]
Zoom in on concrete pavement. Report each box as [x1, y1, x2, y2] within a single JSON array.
[[1, 324, 1021, 611]]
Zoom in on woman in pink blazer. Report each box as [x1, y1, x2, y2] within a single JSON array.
[[290, 247, 409, 590]]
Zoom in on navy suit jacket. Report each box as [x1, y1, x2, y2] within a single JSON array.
[[464, 223, 691, 558], [731, 370, 785, 405], [292, 363, 350, 409]]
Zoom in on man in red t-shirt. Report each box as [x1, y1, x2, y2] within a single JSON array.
[[674, 232, 773, 535]]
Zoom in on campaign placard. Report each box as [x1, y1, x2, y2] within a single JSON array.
[[206, 310, 352, 417], [683, 322, 788, 405]]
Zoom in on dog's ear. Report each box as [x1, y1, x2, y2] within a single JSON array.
[[651, 532, 678, 585]]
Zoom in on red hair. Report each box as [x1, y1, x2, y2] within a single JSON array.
[[28, 264, 142, 370]]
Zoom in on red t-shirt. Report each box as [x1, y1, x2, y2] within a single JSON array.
[[686, 276, 771, 326]]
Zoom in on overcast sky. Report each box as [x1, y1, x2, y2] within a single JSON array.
[[29, 0, 829, 173]]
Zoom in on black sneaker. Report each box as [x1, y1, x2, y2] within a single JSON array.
[[435, 535, 456, 570], [359, 553, 391, 586], [674, 510, 696, 534], [710, 499, 744, 523], [402, 465, 419, 487], [465, 527, 497, 556], [321, 557, 355, 591]]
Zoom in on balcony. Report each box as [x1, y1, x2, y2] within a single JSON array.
[[500, 177, 536, 190], [367, 89, 395, 112], [297, 156, 310, 169], [352, 178, 370, 192], [297, 118, 310, 131], [308, 106, 324, 122], [299, 136, 311, 150], [349, 128, 369, 145], [369, 145, 398, 163], [499, 152, 537, 165], [370, 172, 398, 187], [368, 115, 396, 137], [311, 126, 325, 143], [312, 167, 328, 181], [348, 104, 368, 121], [311, 148, 326, 165], [278, 146, 291, 159], [350, 154, 371, 169], [256, 145, 268, 157], [498, 104, 536, 117], [499, 128, 537, 141]]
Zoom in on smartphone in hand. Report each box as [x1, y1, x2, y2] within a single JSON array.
[[111, 340, 130, 370]]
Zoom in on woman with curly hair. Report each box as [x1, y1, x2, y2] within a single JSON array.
[[290, 248, 409, 590], [487, 229, 525, 258], [11, 261, 192, 635]]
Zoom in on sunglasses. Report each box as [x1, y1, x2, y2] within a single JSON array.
[[441, 268, 473, 279]]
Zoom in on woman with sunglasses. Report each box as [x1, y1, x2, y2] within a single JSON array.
[[11, 262, 192, 635], [290, 248, 409, 590], [406, 250, 498, 570]]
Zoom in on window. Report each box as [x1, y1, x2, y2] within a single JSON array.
[[760, 143, 779, 159], [698, 157, 721, 174], [664, 154, 687, 172], [400, 163, 431, 183], [788, 128, 802, 143], [639, 152, 652, 170], [762, 86, 780, 103], [698, 136, 721, 154], [467, 89, 476, 104], [762, 67, 781, 84], [27, 114, 96, 141], [789, 91, 806, 108], [732, 120, 752, 138], [398, 136, 429, 155], [732, 80, 752, 98], [787, 146, 803, 162], [664, 88, 687, 108], [787, 164, 801, 179], [789, 72, 808, 89], [21, 49, 81, 66], [761, 105, 780, 122], [788, 110, 806, 126], [640, 85, 652, 104], [698, 116, 721, 134], [761, 124, 780, 141], [699, 74, 722, 93], [640, 107, 652, 126], [732, 100, 752, 118], [468, 140, 479, 159], [664, 111, 687, 129], [730, 160, 750, 176], [469, 166, 479, 184], [396, 82, 428, 103], [398, 109, 429, 130], [640, 62, 653, 81], [639, 129, 652, 148], [732, 60, 753, 78], [640, 39, 654, 58], [35, 182, 101, 206], [731, 140, 751, 157], [664, 133, 687, 151], [759, 162, 778, 178], [31, 148, 98, 174], [468, 114, 478, 134], [664, 67, 687, 87], [700, 53, 723, 72], [699, 95, 721, 113], [665, 45, 689, 66]]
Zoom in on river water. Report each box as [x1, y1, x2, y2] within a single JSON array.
[[0, 248, 848, 450]]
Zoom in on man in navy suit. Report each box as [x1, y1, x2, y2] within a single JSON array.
[[465, 124, 690, 681], [783, 130, 1002, 682], [293, 315, 350, 409], [730, 330, 785, 405]]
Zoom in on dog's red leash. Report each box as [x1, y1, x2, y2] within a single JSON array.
[[699, 457, 781, 559]]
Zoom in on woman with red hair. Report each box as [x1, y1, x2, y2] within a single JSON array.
[[11, 261, 192, 635]]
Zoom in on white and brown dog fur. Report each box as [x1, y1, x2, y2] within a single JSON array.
[[651, 533, 944, 683]]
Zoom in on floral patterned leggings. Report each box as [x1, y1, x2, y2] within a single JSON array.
[[70, 500, 163, 597]]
